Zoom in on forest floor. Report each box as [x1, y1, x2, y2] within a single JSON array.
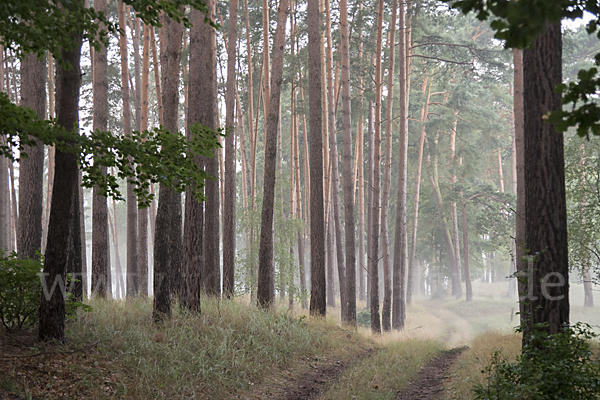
[[2, 282, 597, 399]]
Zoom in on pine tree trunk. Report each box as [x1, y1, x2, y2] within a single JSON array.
[[118, 0, 139, 298], [223, 0, 239, 298], [326, 206, 335, 307], [366, 100, 374, 310], [308, 0, 326, 317], [356, 24, 365, 303], [407, 76, 432, 305], [450, 113, 462, 299], [521, 22, 568, 340], [138, 21, 151, 297], [39, 18, 83, 341], [339, 0, 355, 325], [392, 0, 407, 330], [257, 0, 289, 308], [381, 0, 397, 331], [371, 0, 384, 334], [18, 53, 45, 261], [154, 13, 183, 321], [182, 7, 209, 311]]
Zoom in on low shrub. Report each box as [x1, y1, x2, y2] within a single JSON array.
[[474, 323, 600, 400], [0, 252, 41, 330], [0, 252, 91, 331], [357, 308, 371, 327]]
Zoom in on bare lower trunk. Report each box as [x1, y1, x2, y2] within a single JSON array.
[[18, 53, 46, 260], [39, 22, 83, 341], [257, 0, 289, 308], [308, 0, 326, 317]]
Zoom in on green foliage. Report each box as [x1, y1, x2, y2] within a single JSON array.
[[448, 0, 600, 138], [473, 323, 600, 400], [0, 0, 216, 64], [0, 253, 42, 330], [0, 252, 93, 330], [357, 309, 371, 328], [0, 92, 222, 207]]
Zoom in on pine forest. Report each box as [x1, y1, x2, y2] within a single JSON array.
[[2, 0, 600, 398]]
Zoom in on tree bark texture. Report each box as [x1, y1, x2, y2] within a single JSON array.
[[153, 13, 183, 321], [520, 22, 569, 340], [91, 0, 110, 297], [308, 0, 326, 317], [18, 54, 45, 261], [39, 24, 83, 341]]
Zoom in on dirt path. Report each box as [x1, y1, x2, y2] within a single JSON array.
[[236, 348, 374, 400], [396, 349, 463, 400]]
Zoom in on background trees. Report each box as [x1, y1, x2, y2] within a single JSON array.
[[3, 0, 598, 342]]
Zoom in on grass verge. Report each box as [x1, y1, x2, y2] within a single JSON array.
[[443, 330, 521, 400], [318, 339, 442, 400], [64, 296, 372, 399]]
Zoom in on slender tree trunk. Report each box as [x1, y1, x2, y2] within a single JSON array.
[[462, 199, 473, 301], [9, 161, 17, 252], [407, 76, 432, 305], [110, 196, 125, 298], [308, 0, 326, 317], [42, 53, 55, 253], [18, 53, 46, 261], [450, 113, 462, 299], [39, 15, 83, 341], [392, 0, 407, 330], [0, 50, 7, 254], [257, 0, 289, 308], [370, 0, 384, 335], [223, 0, 239, 298], [138, 21, 151, 297], [579, 144, 594, 307], [366, 100, 374, 310], [338, 0, 355, 325], [118, 0, 139, 298], [381, 0, 397, 331], [356, 27, 365, 303], [153, 13, 183, 321], [326, 205, 335, 307]]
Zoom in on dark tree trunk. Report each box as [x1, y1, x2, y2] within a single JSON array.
[[308, 0, 326, 317], [257, 0, 289, 308], [520, 22, 569, 341], [39, 23, 83, 341], [198, 0, 220, 299], [18, 53, 45, 261]]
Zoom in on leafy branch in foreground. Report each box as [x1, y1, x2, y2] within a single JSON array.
[[0, 92, 223, 207]]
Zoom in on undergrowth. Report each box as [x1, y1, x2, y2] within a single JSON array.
[[68, 297, 369, 399]]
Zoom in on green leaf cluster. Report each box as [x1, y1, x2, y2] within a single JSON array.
[[0, 92, 223, 207], [0, 252, 42, 331], [474, 323, 600, 400]]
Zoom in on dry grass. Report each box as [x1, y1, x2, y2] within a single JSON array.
[[65, 297, 374, 399], [443, 331, 521, 400], [319, 339, 442, 400]]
